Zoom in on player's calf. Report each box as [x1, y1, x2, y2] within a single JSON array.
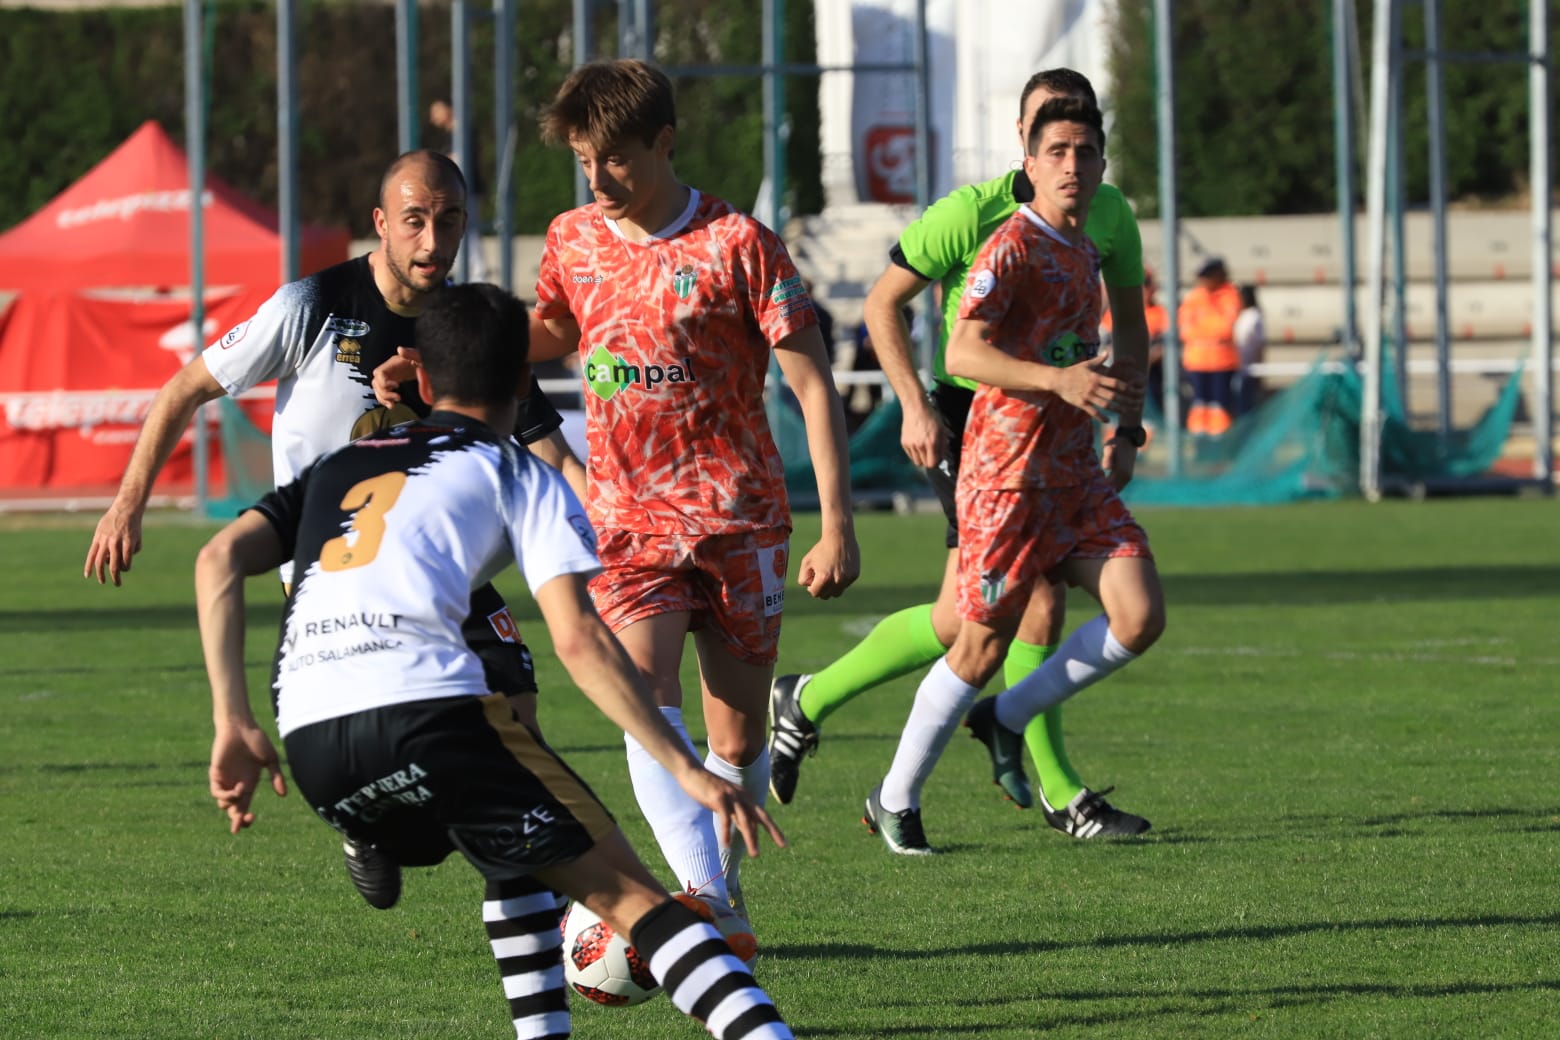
[[631, 897, 793, 1039]]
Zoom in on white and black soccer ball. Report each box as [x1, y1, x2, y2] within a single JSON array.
[[559, 901, 661, 1007]]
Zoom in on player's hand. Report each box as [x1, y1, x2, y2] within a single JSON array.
[[676, 769, 786, 858], [372, 347, 422, 407], [84, 500, 143, 586], [1102, 438, 1138, 491], [209, 724, 287, 835], [900, 396, 949, 469], [1053, 356, 1143, 422], [797, 532, 861, 600]]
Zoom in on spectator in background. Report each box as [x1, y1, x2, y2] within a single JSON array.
[[804, 278, 838, 363], [1103, 268, 1169, 421], [1233, 283, 1266, 416], [1177, 256, 1241, 435], [428, 99, 491, 283]]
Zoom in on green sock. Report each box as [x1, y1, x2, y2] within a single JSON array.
[[1006, 641, 1086, 808], [800, 603, 947, 725]]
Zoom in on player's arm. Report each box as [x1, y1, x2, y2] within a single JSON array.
[[527, 429, 587, 499], [862, 263, 946, 468], [531, 312, 578, 362], [84, 357, 228, 586], [1101, 282, 1148, 489], [193, 510, 289, 834], [533, 573, 784, 857], [946, 317, 1140, 422], [773, 326, 861, 600]]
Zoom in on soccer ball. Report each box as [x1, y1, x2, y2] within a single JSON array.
[[560, 902, 661, 1007]]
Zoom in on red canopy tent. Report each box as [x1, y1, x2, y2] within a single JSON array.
[[0, 120, 347, 291], [0, 121, 351, 497]]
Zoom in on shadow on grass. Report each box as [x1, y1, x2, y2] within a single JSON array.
[[0, 602, 286, 635], [1159, 564, 1560, 607], [793, 976, 1560, 1038], [768, 909, 1560, 964]]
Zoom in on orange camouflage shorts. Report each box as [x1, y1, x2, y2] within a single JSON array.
[[588, 527, 790, 666], [956, 475, 1152, 624]]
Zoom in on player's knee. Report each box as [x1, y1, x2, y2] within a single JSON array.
[[945, 633, 1005, 688], [707, 728, 765, 766], [1111, 597, 1166, 654]]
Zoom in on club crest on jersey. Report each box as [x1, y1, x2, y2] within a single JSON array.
[[324, 316, 371, 338], [672, 263, 699, 300], [584, 344, 694, 402]]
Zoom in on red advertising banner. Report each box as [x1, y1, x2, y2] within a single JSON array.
[[0, 288, 275, 491]]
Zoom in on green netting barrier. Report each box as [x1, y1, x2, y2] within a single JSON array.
[[213, 358, 1525, 517], [209, 397, 274, 518], [1124, 354, 1526, 507]]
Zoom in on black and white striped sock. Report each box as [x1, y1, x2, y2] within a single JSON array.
[[483, 877, 570, 1040], [631, 898, 793, 1040]]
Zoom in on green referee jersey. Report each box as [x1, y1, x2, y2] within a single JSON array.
[[895, 171, 1144, 390]]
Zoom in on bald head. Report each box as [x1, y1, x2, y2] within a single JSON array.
[[378, 149, 466, 212]]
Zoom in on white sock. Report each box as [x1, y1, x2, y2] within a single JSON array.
[[625, 707, 728, 900], [880, 657, 982, 812], [995, 615, 1137, 732], [707, 747, 768, 912]]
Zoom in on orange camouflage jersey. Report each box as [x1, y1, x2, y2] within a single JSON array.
[[535, 189, 817, 535], [957, 206, 1103, 490]]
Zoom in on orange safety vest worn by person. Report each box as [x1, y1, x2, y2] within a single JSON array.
[[1177, 257, 1241, 435]]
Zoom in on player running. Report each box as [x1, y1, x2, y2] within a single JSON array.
[[924, 97, 1164, 850], [532, 60, 859, 925], [768, 69, 1155, 848], [195, 283, 794, 1040]]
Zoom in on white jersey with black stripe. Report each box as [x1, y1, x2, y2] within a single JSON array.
[[252, 411, 599, 737], [202, 255, 565, 583]]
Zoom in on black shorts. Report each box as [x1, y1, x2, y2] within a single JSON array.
[[464, 582, 539, 696], [924, 381, 976, 549], [284, 693, 617, 881]]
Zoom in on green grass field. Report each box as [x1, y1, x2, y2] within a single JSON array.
[[4, 499, 1558, 1039]]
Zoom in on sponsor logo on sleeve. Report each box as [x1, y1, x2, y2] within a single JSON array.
[[770, 275, 807, 305], [968, 270, 996, 300], [219, 320, 250, 349], [569, 514, 598, 553]]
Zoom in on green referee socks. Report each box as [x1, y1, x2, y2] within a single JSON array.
[[799, 603, 948, 726], [1005, 639, 1086, 807]]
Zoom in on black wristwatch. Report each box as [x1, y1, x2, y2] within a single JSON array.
[[1114, 424, 1147, 448]]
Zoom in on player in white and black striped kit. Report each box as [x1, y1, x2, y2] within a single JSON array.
[[85, 151, 576, 908], [195, 284, 794, 1040]]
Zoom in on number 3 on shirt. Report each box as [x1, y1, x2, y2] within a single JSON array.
[[318, 471, 408, 572]]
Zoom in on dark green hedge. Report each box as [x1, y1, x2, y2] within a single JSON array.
[[1109, 1, 1557, 217], [0, 0, 821, 237]]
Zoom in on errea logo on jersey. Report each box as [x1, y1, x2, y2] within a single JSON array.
[[584, 344, 695, 402]]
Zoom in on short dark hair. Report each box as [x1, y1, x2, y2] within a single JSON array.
[[378, 149, 466, 211], [540, 59, 676, 152], [1019, 68, 1098, 124], [1026, 97, 1106, 155], [414, 283, 529, 408]]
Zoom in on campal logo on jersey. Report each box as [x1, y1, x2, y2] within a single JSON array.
[[672, 263, 699, 300], [1043, 331, 1100, 368], [584, 344, 695, 402], [969, 269, 997, 299]]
